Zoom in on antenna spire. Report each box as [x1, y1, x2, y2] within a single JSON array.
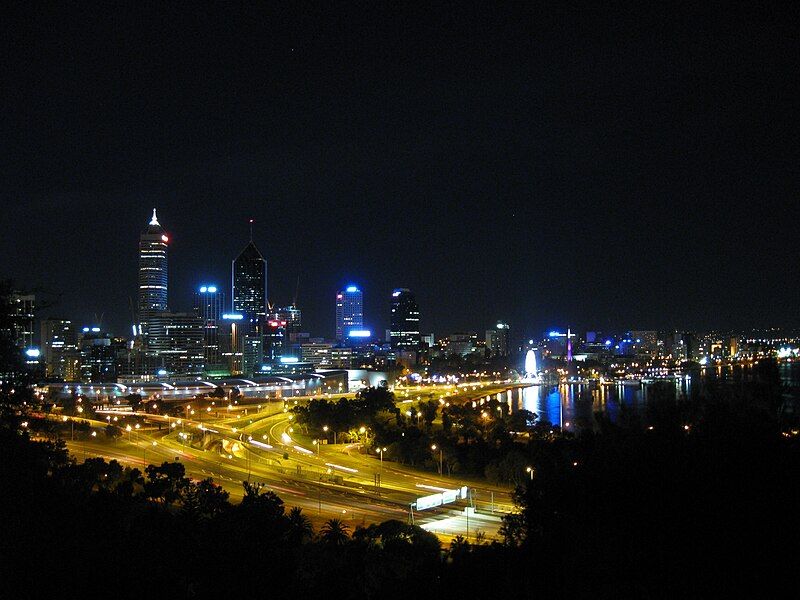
[[249, 218, 254, 241], [150, 208, 160, 226]]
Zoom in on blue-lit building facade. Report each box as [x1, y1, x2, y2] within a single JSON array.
[[335, 285, 363, 341]]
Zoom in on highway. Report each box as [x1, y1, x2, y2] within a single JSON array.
[[60, 382, 522, 538]]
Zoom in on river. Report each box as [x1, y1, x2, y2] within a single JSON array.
[[499, 362, 800, 431]]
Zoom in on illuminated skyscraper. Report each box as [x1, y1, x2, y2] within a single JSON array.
[[486, 321, 511, 357], [41, 318, 78, 379], [137, 209, 169, 343], [194, 285, 224, 368], [9, 292, 35, 350], [232, 240, 267, 324], [148, 312, 204, 376], [389, 288, 421, 349], [335, 285, 363, 341], [78, 328, 118, 383], [275, 305, 302, 358]]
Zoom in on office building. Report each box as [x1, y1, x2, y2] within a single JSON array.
[[242, 332, 264, 376], [486, 321, 511, 358], [631, 330, 659, 355], [41, 318, 78, 380], [276, 305, 301, 337], [220, 314, 244, 375], [335, 285, 363, 340], [137, 209, 169, 344], [329, 346, 353, 368], [389, 288, 421, 350], [263, 315, 286, 364], [148, 312, 204, 376], [9, 292, 35, 350], [232, 240, 267, 324], [194, 285, 224, 368], [78, 328, 118, 383], [301, 341, 333, 367], [275, 304, 302, 358], [443, 332, 479, 357]]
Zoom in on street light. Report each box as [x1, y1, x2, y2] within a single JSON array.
[[323, 425, 336, 444], [377, 446, 387, 470], [431, 444, 443, 475], [526, 466, 534, 480], [313, 439, 319, 455]]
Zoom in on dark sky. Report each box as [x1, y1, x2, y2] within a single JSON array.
[[2, 3, 798, 340]]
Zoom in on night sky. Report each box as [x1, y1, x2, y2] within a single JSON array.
[[2, 4, 798, 340]]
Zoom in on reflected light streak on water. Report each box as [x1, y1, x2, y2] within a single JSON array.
[[511, 363, 799, 431]]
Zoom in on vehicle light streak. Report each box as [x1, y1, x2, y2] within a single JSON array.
[[249, 439, 273, 450], [415, 484, 450, 492], [325, 462, 358, 473]]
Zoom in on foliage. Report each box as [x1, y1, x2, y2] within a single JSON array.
[[1, 364, 798, 597], [291, 386, 399, 439], [319, 518, 350, 545]]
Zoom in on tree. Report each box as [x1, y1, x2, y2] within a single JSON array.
[[126, 393, 143, 412], [144, 461, 188, 504], [320, 518, 350, 545], [499, 510, 526, 547], [286, 506, 314, 544], [181, 478, 230, 520], [208, 386, 226, 399], [448, 535, 471, 561], [419, 400, 438, 431], [240, 481, 285, 520], [105, 424, 122, 440]]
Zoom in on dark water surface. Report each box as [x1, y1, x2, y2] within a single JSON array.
[[502, 362, 800, 431]]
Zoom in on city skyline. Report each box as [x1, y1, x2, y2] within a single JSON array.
[[3, 5, 798, 338], [10, 205, 800, 341], [1, 6, 797, 597]]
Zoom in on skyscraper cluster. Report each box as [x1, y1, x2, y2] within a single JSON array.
[[128, 209, 436, 378], [17, 209, 519, 384]]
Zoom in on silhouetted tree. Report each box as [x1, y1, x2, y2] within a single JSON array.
[[286, 506, 314, 544], [125, 393, 143, 411], [320, 518, 350, 545], [181, 478, 230, 520], [144, 461, 188, 504]]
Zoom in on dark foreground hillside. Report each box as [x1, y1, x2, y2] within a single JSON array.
[[1, 377, 797, 599]]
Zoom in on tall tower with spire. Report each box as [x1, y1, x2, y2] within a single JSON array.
[[137, 208, 169, 343], [231, 219, 267, 324]]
